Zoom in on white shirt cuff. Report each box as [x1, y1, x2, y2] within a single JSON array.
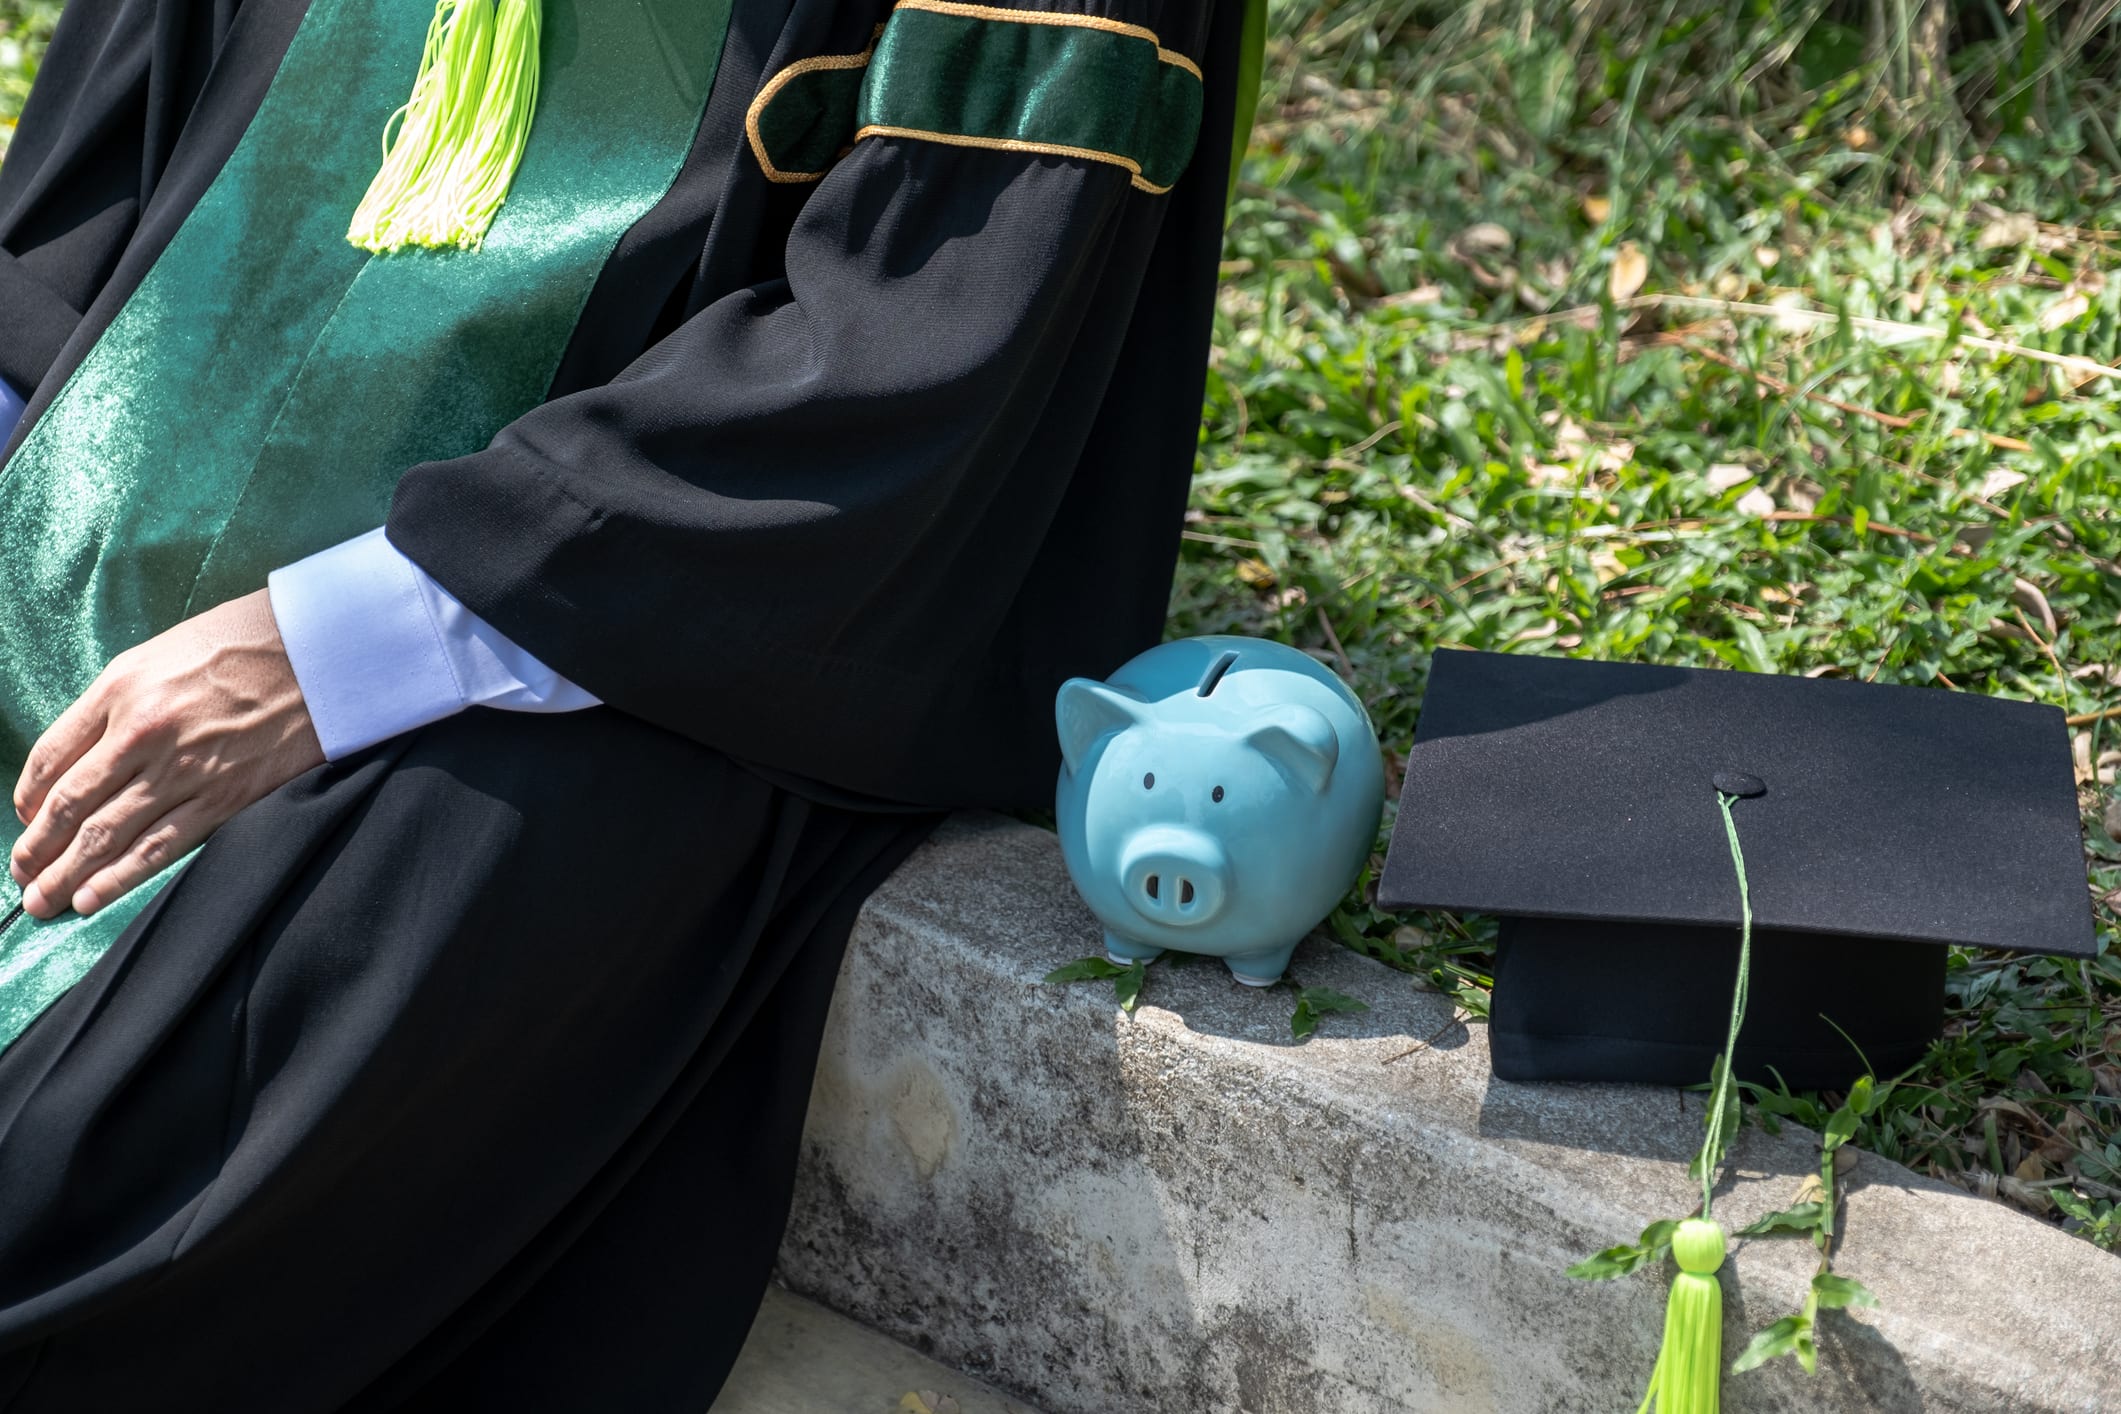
[[0, 377, 24, 447], [268, 527, 600, 760]]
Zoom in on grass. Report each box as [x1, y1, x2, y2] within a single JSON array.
[[0, 0, 56, 160], [3, 0, 2117, 1249], [1181, 0, 2121, 1250]]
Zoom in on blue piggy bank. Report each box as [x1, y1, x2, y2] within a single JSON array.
[[1055, 635, 1385, 986]]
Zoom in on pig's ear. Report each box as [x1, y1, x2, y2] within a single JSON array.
[[1055, 679, 1146, 776], [1244, 704, 1340, 795]]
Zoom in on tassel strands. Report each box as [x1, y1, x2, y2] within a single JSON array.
[[1637, 1219, 1727, 1414], [347, 0, 543, 253]]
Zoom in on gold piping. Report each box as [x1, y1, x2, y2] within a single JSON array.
[[1156, 47, 1203, 80], [746, 30, 884, 184], [891, 0, 1202, 75], [853, 123, 1175, 193]]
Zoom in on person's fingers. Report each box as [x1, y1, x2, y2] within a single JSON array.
[[9, 591, 321, 918], [12, 676, 113, 828], [20, 775, 165, 919], [11, 738, 142, 888], [71, 799, 214, 918]]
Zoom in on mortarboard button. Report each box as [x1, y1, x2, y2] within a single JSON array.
[[1712, 771, 1766, 798]]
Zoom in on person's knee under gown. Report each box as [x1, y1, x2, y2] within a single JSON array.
[[0, 707, 938, 1411]]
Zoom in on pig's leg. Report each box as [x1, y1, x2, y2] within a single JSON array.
[[1104, 932, 1167, 967], [1224, 942, 1298, 987]]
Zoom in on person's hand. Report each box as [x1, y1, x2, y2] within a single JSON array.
[[9, 590, 324, 919]]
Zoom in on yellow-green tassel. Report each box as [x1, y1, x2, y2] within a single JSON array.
[[1637, 1218, 1726, 1414], [347, 0, 542, 253]]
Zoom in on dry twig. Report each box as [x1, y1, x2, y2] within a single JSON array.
[[1686, 342, 2034, 453], [1632, 293, 2121, 385]]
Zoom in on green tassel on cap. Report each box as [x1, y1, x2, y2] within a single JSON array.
[[1636, 790, 1756, 1412], [348, 0, 543, 253], [1637, 1219, 1726, 1414]]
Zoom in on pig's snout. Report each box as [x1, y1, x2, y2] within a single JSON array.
[[1119, 826, 1230, 929]]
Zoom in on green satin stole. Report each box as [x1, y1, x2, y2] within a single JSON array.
[[0, 0, 735, 1051]]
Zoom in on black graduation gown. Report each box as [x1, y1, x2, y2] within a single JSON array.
[[0, 0, 1242, 1407]]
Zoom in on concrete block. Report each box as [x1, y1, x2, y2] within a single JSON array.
[[712, 1285, 1043, 1414], [778, 814, 2121, 1413]]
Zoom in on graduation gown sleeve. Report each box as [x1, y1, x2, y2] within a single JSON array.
[[0, 0, 244, 393], [387, 0, 1242, 810]]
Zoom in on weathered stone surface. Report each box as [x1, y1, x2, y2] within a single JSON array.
[[711, 1285, 1043, 1414], [779, 814, 2121, 1413]]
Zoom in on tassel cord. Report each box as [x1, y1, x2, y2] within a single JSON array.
[[1699, 791, 1754, 1218]]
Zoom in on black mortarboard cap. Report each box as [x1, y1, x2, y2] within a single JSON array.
[[1378, 650, 2097, 1090]]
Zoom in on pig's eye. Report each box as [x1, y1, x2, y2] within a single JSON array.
[[1212, 785, 1226, 803], [1143, 772, 1156, 790]]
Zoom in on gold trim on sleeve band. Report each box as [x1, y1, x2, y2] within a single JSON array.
[[746, 31, 883, 183], [852, 123, 1175, 193], [889, 0, 1200, 76], [1157, 47, 1203, 80]]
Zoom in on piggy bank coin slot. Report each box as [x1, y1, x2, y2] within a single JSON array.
[[1197, 649, 1242, 697]]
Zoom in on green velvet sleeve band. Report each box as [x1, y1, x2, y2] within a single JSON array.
[[858, 1, 1205, 193], [748, 0, 1204, 193]]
